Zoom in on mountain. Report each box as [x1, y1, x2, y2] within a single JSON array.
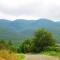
[[0, 19, 60, 43]]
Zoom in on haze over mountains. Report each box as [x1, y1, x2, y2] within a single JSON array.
[[0, 18, 60, 43]]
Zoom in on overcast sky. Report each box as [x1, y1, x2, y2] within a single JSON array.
[[0, 0, 60, 21]]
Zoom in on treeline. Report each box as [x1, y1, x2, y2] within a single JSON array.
[[0, 28, 60, 53]]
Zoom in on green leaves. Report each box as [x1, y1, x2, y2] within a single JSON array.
[[18, 28, 56, 53]]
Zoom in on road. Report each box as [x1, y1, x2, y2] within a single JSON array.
[[25, 54, 59, 60]]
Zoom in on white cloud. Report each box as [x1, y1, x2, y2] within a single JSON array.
[[0, 0, 60, 21]]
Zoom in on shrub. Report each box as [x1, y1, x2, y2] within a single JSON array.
[[0, 50, 17, 60]]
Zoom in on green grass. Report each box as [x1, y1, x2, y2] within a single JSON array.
[[16, 54, 25, 60], [40, 51, 60, 56]]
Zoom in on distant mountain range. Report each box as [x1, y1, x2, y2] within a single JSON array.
[[0, 19, 60, 43]]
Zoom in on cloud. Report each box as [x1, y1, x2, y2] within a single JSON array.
[[0, 0, 60, 21]]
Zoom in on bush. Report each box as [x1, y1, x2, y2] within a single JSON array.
[[0, 49, 18, 60], [19, 39, 32, 53]]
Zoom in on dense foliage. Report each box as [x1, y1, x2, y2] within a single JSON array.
[[18, 28, 56, 53]]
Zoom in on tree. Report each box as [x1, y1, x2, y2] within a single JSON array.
[[18, 28, 56, 53], [18, 39, 32, 53], [32, 28, 55, 52]]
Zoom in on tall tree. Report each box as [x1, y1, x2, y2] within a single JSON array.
[[32, 28, 55, 52]]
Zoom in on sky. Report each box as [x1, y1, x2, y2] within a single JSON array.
[[0, 0, 60, 21]]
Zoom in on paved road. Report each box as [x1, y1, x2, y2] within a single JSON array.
[[25, 55, 59, 60]]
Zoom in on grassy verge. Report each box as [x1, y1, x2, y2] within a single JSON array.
[[16, 54, 25, 60], [40, 51, 60, 60], [40, 51, 60, 56]]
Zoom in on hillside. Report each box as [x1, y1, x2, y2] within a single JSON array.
[[0, 19, 60, 43]]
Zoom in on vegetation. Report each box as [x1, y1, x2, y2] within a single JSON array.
[[18, 39, 32, 53], [16, 54, 25, 60], [0, 49, 24, 60], [40, 51, 60, 56], [0, 40, 24, 60], [0, 28, 59, 60], [18, 28, 56, 53]]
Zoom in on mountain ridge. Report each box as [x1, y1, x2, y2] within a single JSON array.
[[0, 18, 60, 43]]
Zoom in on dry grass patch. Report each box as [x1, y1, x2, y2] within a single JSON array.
[[0, 50, 24, 60]]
